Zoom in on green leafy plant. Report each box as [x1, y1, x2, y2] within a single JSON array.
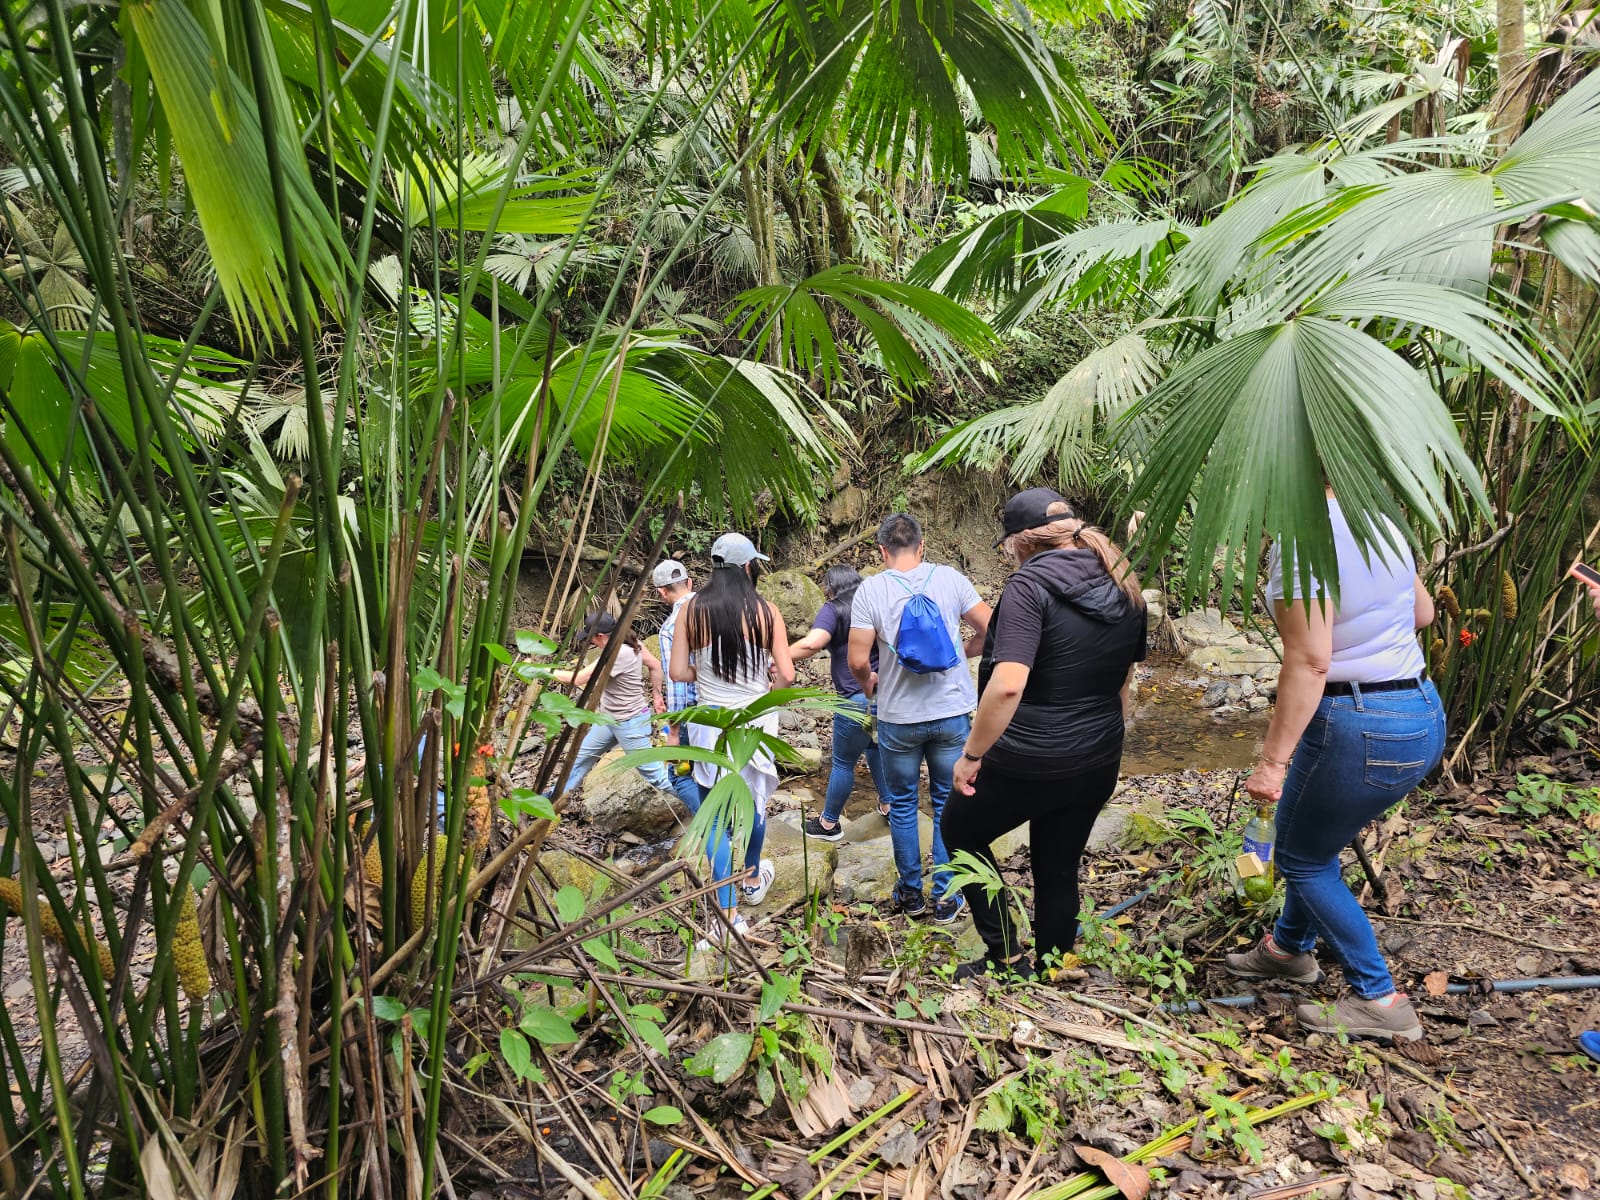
[[1077, 910, 1196, 997], [977, 1050, 1141, 1145]]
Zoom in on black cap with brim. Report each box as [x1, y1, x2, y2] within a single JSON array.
[[579, 611, 618, 641], [994, 487, 1074, 547]]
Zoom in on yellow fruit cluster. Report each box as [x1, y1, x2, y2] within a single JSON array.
[[171, 884, 211, 1000], [0, 876, 115, 980], [1435, 585, 1461, 622], [356, 749, 496, 935], [1501, 571, 1519, 621]]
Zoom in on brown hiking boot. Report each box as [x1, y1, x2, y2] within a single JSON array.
[[1224, 936, 1322, 984], [1296, 994, 1424, 1043]]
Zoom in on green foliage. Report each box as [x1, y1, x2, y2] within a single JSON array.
[[1498, 774, 1600, 822], [730, 264, 1000, 400], [1076, 911, 1196, 997], [1195, 1086, 1267, 1163], [686, 1031, 755, 1084], [978, 1050, 1141, 1145]]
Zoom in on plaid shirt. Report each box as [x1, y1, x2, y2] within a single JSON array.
[[658, 594, 698, 714]]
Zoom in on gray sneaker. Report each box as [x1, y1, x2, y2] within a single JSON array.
[[1224, 937, 1322, 984], [1296, 994, 1424, 1043]]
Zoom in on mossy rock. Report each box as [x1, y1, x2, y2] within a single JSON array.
[[758, 569, 825, 636]]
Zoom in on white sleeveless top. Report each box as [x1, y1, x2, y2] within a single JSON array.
[[687, 646, 772, 708], [685, 643, 779, 805], [1266, 499, 1426, 684]]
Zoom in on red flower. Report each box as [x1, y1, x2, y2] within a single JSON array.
[[1458, 628, 1476, 647]]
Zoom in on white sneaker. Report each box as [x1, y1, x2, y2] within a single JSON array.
[[695, 915, 750, 951], [741, 859, 775, 906]]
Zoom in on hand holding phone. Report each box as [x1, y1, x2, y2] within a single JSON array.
[[1570, 562, 1600, 622]]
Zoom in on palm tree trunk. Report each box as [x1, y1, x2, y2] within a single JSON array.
[[811, 147, 855, 265], [737, 125, 774, 286], [1496, 0, 1529, 144]]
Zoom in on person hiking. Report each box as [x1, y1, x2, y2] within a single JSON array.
[[944, 490, 1146, 980], [789, 566, 888, 841], [653, 558, 703, 812], [668, 533, 795, 938], [557, 612, 670, 796], [848, 513, 990, 922], [1225, 489, 1442, 1043]]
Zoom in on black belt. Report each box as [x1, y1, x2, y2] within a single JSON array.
[[1324, 677, 1424, 696]]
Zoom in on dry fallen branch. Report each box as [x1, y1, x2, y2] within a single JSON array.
[[1372, 1046, 1540, 1194]]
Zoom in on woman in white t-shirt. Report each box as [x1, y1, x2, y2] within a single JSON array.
[[558, 612, 670, 796], [1226, 494, 1444, 1044], [669, 533, 795, 940]]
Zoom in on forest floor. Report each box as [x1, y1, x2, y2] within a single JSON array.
[[4, 682, 1600, 1198], [484, 700, 1600, 1200]]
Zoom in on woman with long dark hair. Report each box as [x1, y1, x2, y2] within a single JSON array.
[[668, 533, 795, 937], [943, 489, 1146, 980], [789, 566, 887, 840]]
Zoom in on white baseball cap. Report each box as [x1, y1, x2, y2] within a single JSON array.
[[710, 532, 770, 566], [651, 560, 689, 586]]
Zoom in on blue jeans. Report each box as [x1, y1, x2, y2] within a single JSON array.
[[822, 697, 886, 824], [563, 711, 670, 795], [877, 713, 969, 900], [667, 724, 702, 812], [699, 781, 767, 910], [1272, 680, 1445, 998]]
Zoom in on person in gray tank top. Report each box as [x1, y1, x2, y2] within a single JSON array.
[[557, 612, 670, 797]]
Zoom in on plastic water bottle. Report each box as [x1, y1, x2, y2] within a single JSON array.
[[662, 723, 692, 775], [1235, 805, 1276, 903]]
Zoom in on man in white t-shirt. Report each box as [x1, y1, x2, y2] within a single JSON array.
[[653, 559, 701, 810], [849, 513, 990, 922]]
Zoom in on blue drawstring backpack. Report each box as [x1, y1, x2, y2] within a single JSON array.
[[890, 567, 961, 674]]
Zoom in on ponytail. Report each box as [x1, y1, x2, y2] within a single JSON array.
[[1006, 510, 1144, 605]]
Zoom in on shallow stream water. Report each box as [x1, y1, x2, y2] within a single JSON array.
[[1121, 659, 1268, 775]]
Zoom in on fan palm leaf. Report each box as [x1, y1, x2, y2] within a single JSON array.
[[397, 151, 593, 235], [1119, 292, 1539, 602], [1, 203, 97, 330], [729, 264, 999, 394], [0, 321, 234, 484], [768, 0, 1107, 182], [908, 181, 1090, 302]]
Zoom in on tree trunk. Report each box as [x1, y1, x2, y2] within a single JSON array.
[[737, 123, 774, 287], [1496, 0, 1529, 145], [810, 147, 855, 265]]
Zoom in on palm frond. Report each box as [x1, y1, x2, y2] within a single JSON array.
[[1120, 311, 1496, 602], [917, 331, 1159, 486], [768, 0, 1107, 184], [908, 183, 1089, 302], [729, 264, 999, 394], [124, 0, 347, 339], [399, 152, 593, 235], [1495, 64, 1600, 210]]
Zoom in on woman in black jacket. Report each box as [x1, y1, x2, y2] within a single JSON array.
[[943, 488, 1146, 980]]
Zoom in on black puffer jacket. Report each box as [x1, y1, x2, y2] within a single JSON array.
[[977, 548, 1146, 777]]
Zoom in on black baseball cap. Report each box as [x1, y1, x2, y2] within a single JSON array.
[[579, 611, 618, 640], [995, 487, 1075, 547]]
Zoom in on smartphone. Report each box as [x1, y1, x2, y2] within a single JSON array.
[[1570, 562, 1600, 587]]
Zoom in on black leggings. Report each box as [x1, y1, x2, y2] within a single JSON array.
[[940, 760, 1121, 965]]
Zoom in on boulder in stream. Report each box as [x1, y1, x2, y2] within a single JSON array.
[[579, 769, 685, 840]]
